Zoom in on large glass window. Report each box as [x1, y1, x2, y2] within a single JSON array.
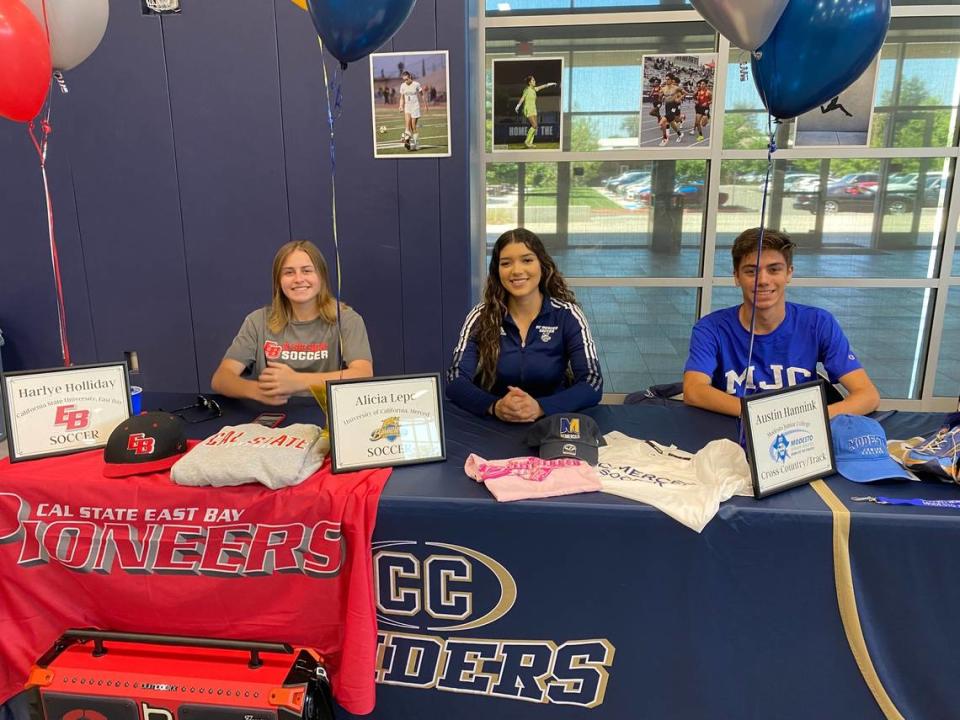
[[480, 6, 960, 403], [486, 160, 708, 278], [715, 158, 953, 279], [578, 287, 697, 391], [935, 287, 960, 397]]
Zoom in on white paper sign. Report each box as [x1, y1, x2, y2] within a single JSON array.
[[2, 363, 131, 462], [742, 381, 835, 498], [327, 374, 445, 473]]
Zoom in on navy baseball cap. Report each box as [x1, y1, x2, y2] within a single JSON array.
[[831, 414, 917, 483], [103, 412, 188, 478], [525, 413, 603, 465]]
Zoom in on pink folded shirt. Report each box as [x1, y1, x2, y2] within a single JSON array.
[[464, 454, 601, 502]]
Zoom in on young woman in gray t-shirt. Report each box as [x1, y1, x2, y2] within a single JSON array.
[[211, 240, 373, 405]]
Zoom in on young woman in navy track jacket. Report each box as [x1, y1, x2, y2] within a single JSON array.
[[446, 228, 603, 422]]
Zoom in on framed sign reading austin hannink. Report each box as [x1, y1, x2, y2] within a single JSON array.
[[2, 363, 132, 463], [741, 379, 836, 499], [326, 373, 445, 474]]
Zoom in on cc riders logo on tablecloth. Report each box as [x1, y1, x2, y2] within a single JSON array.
[[54, 404, 90, 431], [372, 541, 614, 707], [126, 433, 156, 455]]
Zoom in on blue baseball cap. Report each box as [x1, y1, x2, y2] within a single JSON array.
[[831, 414, 917, 483]]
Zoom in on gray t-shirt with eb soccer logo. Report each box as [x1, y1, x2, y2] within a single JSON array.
[[224, 306, 372, 393]]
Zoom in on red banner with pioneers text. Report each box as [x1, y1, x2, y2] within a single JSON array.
[[0, 450, 389, 715]]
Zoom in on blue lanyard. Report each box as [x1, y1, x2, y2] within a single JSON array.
[[852, 496, 960, 509]]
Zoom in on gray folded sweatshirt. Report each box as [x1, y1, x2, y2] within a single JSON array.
[[171, 423, 330, 489]]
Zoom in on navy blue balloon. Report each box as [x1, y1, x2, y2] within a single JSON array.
[[306, 0, 417, 67], [751, 0, 890, 120]]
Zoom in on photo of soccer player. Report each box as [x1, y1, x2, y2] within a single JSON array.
[[370, 50, 451, 158], [794, 57, 878, 147], [492, 57, 563, 152], [640, 54, 717, 149]]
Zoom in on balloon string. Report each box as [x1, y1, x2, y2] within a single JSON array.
[[27, 95, 72, 368], [318, 37, 345, 377], [738, 118, 778, 446]]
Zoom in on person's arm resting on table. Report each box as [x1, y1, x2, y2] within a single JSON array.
[[445, 308, 500, 417], [535, 303, 602, 416], [682, 319, 742, 415], [683, 370, 742, 417], [828, 368, 880, 418], [818, 311, 879, 417]]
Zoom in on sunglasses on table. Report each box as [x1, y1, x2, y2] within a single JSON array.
[[160, 395, 223, 424]]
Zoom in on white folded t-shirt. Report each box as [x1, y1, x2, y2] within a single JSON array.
[[597, 432, 751, 532]]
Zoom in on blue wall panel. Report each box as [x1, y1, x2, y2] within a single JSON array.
[[0, 0, 469, 393], [161, 0, 291, 390], [57, 0, 196, 392], [394, 1, 445, 374]]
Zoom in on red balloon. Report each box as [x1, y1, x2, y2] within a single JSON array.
[[0, 0, 52, 122]]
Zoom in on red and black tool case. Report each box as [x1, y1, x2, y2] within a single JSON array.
[[25, 630, 334, 720]]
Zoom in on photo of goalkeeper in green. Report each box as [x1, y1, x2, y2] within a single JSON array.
[[492, 57, 563, 151], [515, 76, 558, 148]]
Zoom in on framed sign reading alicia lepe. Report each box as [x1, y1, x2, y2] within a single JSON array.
[[326, 374, 445, 473], [741, 379, 836, 499], [2, 362, 132, 462]]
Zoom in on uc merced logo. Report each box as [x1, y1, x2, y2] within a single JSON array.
[[371, 416, 401, 442], [770, 433, 790, 463], [373, 540, 614, 708], [559, 417, 580, 439]]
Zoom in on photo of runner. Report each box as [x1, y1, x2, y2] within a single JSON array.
[[369, 50, 451, 158], [492, 57, 563, 151], [640, 54, 716, 148], [794, 57, 878, 147]]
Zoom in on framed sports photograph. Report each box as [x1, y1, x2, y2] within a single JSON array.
[[794, 57, 879, 147], [326, 374, 445, 473], [370, 50, 451, 158], [640, 54, 717, 149], [741, 380, 836, 499], [2, 362, 132, 463], [491, 57, 564, 151]]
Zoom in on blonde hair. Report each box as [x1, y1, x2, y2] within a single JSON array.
[[267, 240, 338, 333]]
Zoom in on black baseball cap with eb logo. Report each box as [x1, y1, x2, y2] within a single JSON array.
[[102, 412, 188, 478]]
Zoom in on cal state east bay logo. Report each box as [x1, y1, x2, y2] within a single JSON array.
[[0, 492, 344, 577], [264, 340, 329, 362], [263, 340, 283, 360], [373, 541, 615, 708], [54, 404, 90, 431], [127, 432, 156, 455], [371, 416, 400, 442]]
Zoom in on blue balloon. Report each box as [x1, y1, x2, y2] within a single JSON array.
[[307, 0, 417, 67], [751, 0, 890, 120]]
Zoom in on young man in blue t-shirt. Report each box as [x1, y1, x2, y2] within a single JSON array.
[[683, 228, 880, 417]]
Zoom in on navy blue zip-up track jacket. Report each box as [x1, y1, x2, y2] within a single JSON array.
[[445, 297, 603, 417]]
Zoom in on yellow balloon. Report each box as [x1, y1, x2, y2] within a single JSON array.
[[290, 0, 307, 9]]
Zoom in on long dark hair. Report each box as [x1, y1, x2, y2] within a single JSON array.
[[474, 228, 577, 390]]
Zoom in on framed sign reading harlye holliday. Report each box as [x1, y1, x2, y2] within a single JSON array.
[[326, 373, 445, 473], [741, 379, 836, 499], [2, 362, 131, 462]]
